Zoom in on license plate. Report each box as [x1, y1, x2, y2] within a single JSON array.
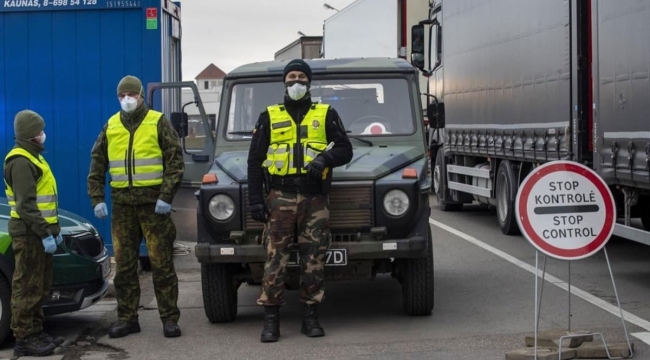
[[287, 249, 347, 267], [101, 258, 112, 279]]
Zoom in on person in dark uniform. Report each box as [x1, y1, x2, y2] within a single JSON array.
[[247, 59, 353, 343], [87, 75, 184, 339], [4, 110, 64, 357]]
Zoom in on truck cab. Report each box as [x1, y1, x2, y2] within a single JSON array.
[[157, 58, 434, 323]]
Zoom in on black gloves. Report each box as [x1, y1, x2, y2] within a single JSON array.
[[249, 203, 270, 223], [306, 156, 327, 182]]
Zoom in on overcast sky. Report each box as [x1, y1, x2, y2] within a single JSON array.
[[179, 0, 357, 80]]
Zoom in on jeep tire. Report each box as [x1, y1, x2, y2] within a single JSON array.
[[0, 274, 11, 344], [399, 227, 434, 316], [201, 264, 238, 323]]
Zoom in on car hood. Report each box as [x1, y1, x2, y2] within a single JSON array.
[[214, 145, 425, 182], [0, 199, 98, 236]]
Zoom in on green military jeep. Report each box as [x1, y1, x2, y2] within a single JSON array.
[[154, 58, 434, 323]]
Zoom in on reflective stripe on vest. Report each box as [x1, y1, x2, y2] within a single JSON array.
[[4, 148, 59, 224], [106, 110, 164, 188], [263, 104, 329, 176]]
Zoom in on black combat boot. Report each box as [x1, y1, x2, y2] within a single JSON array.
[[108, 321, 141, 338], [36, 331, 65, 346], [13, 334, 55, 357], [260, 306, 280, 343], [301, 303, 325, 337], [163, 319, 181, 338]]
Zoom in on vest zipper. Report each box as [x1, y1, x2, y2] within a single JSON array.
[[124, 149, 129, 187], [295, 109, 304, 170], [127, 130, 135, 189]]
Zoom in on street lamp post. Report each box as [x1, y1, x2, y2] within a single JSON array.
[[323, 3, 339, 11]]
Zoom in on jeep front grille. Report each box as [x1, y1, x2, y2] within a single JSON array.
[[243, 184, 373, 231]]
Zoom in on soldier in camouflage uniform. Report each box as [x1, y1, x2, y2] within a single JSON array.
[[4, 110, 65, 357], [87, 75, 184, 339], [247, 59, 353, 342]]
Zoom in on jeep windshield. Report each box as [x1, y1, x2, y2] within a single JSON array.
[[225, 77, 416, 140]]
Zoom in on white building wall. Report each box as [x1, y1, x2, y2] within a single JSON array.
[[407, 0, 431, 112]]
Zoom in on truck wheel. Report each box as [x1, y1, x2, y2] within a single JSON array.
[[434, 150, 463, 211], [201, 264, 237, 323], [642, 215, 650, 231], [400, 227, 434, 316], [496, 160, 520, 235], [0, 275, 12, 344]]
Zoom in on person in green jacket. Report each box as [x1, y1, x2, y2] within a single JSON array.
[[3, 110, 65, 357], [87, 75, 185, 339]]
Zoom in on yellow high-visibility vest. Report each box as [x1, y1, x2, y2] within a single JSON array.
[[106, 110, 164, 188], [263, 104, 329, 176], [4, 148, 59, 224]]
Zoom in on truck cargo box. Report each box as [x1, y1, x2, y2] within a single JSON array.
[[0, 0, 182, 254], [442, 0, 575, 162], [593, 1, 650, 192]]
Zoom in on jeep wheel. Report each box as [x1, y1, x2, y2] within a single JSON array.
[[201, 264, 237, 323], [399, 227, 434, 316], [0, 275, 12, 344]]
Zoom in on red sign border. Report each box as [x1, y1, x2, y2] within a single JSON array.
[[516, 161, 616, 260]]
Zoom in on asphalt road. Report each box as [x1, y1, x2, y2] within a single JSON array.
[[50, 196, 650, 359]]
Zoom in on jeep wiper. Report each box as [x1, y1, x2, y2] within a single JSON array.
[[228, 131, 254, 135], [346, 132, 373, 146]]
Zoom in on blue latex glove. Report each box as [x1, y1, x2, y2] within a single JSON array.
[[55, 234, 63, 246], [94, 202, 108, 219], [155, 199, 171, 214], [42, 235, 57, 254]]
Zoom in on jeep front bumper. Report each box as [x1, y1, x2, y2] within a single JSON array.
[[195, 207, 431, 264]]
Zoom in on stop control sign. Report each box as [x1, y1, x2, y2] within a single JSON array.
[[515, 161, 616, 260]]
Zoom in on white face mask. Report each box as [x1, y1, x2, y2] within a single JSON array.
[[120, 96, 138, 113], [30, 132, 46, 144], [287, 83, 308, 100]]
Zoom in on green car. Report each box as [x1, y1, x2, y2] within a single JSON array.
[[0, 198, 111, 344]]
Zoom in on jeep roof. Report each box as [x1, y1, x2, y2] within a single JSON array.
[[225, 57, 419, 80]]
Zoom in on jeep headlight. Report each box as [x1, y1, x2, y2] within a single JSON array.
[[383, 189, 410, 216], [208, 194, 235, 220]]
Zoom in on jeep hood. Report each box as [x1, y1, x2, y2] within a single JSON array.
[[214, 146, 425, 182]]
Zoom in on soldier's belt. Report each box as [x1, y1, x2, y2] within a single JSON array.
[[270, 176, 310, 187], [270, 176, 321, 194]]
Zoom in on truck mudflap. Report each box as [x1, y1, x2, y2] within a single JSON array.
[[195, 206, 432, 264]]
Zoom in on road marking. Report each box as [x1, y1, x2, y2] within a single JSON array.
[[429, 218, 650, 345], [632, 332, 650, 345]]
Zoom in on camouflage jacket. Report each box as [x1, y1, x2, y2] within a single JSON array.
[[87, 104, 184, 206], [4, 139, 61, 239]]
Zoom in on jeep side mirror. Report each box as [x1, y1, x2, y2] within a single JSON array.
[[427, 102, 445, 128], [170, 112, 188, 138], [411, 24, 425, 70]]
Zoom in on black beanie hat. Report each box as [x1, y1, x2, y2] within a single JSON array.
[[283, 59, 312, 83]]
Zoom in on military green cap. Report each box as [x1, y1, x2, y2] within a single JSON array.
[[14, 110, 45, 139], [117, 75, 143, 96]]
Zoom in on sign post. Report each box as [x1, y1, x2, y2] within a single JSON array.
[[515, 160, 633, 359]]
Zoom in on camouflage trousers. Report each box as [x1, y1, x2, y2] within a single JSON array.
[[10, 235, 53, 340], [112, 203, 180, 323], [257, 189, 331, 307]]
